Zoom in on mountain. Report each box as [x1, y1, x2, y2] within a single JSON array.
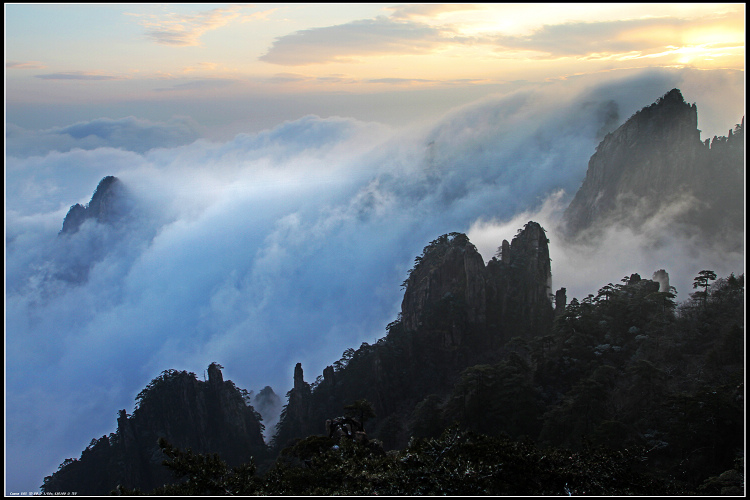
[[41, 364, 268, 495], [40, 223, 745, 494], [563, 88, 744, 247], [272, 222, 557, 450], [60, 176, 130, 235], [55, 175, 137, 283], [39, 88, 745, 495]]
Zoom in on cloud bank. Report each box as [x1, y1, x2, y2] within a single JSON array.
[[6, 116, 203, 157], [34, 71, 126, 81], [5, 68, 744, 495], [259, 7, 743, 66], [492, 13, 744, 58], [260, 16, 469, 65]]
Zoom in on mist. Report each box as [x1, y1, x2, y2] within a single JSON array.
[[4, 68, 744, 494]]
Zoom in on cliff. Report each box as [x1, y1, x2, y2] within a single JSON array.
[[563, 89, 744, 246], [273, 222, 555, 451], [41, 364, 267, 495]]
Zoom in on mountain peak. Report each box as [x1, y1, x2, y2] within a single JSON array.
[[561, 88, 737, 237], [60, 175, 127, 235]]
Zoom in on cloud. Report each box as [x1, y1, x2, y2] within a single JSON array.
[[183, 62, 220, 73], [34, 71, 126, 81], [259, 8, 742, 67], [153, 78, 238, 92], [6, 60, 46, 69], [492, 13, 743, 59], [367, 77, 437, 84], [467, 190, 743, 306], [259, 16, 470, 65], [4, 68, 745, 495], [134, 5, 259, 47], [6, 116, 203, 157], [387, 4, 483, 20], [266, 72, 312, 84]]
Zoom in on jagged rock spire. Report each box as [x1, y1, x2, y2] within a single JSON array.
[[60, 175, 128, 235]]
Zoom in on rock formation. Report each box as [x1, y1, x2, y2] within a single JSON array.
[[253, 386, 283, 438], [652, 269, 670, 293], [400, 232, 487, 346], [563, 89, 744, 249], [272, 363, 314, 450], [55, 175, 138, 283], [274, 222, 555, 451], [41, 364, 267, 495], [60, 176, 131, 235]]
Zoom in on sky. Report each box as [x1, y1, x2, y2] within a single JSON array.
[[4, 3, 746, 495]]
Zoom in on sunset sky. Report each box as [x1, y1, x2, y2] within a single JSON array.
[[4, 3, 745, 496], [6, 3, 745, 134]]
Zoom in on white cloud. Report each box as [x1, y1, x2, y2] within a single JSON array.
[[134, 5, 255, 47], [259, 16, 470, 65]]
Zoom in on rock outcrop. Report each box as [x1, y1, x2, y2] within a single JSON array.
[[400, 223, 554, 349], [55, 175, 138, 284], [400, 233, 487, 346], [274, 222, 555, 451], [563, 89, 744, 248], [485, 221, 554, 341], [60, 176, 131, 235], [41, 364, 267, 495]]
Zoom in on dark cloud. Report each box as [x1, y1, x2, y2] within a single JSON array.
[[259, 16, 470, 65], [4, 68, 744, 495], [6, 116, 203, 157]]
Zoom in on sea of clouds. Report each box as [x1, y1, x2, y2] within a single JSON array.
[[4, 68, 744, 494]]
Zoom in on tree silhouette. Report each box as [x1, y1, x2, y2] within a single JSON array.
[[344, 399, 376, 429], [692, 270, 717, 309]]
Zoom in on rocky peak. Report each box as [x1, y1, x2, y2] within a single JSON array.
[[60, 176, 129, 235], [293, 362, 305, 391], [400, 232, 487, 334], [652, 269, 670, 293], [400, 223, 554, 346], [562, 89, 743, 245], [485, 221, 554, 340], [43, 365, 267, 495], [563, 89, 701, 235], [208, 362, 224, 385], [506, 221, 552, 289]]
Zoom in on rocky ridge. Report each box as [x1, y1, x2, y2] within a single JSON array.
[[41, 364, 267, 495], [563, 88, 744, 245]]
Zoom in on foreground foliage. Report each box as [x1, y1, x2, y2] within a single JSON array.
[[114, 426, 706, 496]]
